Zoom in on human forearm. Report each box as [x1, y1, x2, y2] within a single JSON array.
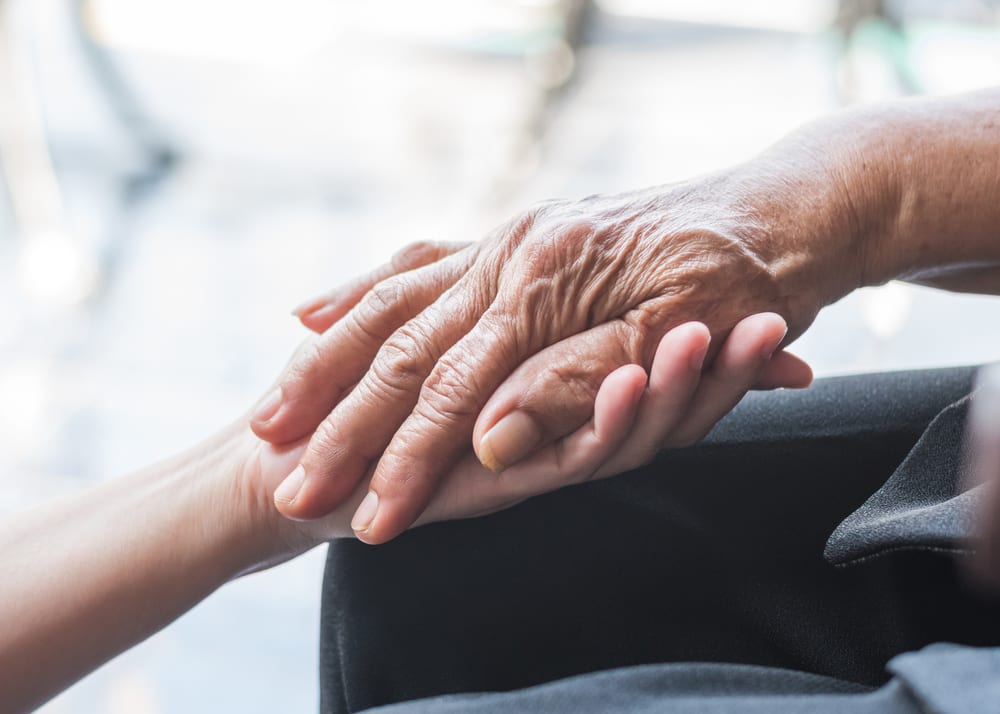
[[0, 424, 298, 713], [774, 88, 1000, 294], [873, 89, 1000, 289], [0, 316, 802, 708], [247, 89, 999, 542]]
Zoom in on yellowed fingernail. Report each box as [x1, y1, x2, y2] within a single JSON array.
[[478, 411, 542, 473], [274, 465, 305, 505], [352, 491, 379, 533]]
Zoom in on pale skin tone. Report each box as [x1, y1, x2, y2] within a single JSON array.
[[2, 88, 999, 711], [0, 314, 799, 713]]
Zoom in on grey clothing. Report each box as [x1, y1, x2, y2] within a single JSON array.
[[320, 367, 1000, 714], [369, 644, 1000, 714]]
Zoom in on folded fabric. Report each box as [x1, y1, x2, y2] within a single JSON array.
[[825, 394, 983, 566]]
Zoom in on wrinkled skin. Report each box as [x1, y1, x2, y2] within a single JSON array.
[[253, 165, 857, 544], [253, 314, 810, 551]]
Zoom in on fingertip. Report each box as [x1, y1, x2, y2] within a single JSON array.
[[273, 465, 312, 521], [774, 352, 814, 388], [592, 364, 646, 440], [602, 363, 647, 400], [661, 321, 710, 348], [681, 320, 712, 340], [351, 493, 422, 545], [292, 295, 327, 318], [754, 311, 788, 329], [731, 312, 788, 361], [299, 302, 343, 333], [353, 526, 393, 546], [652, 321, 710, 375], [757, 311, 789, 344], [738, 311, 786, 333], [624, 363, 649, 396], [790, 361, 814, 388], [476, 409, 544, 473], [472, 388, 521, 451], [350, 490, 379, 534]]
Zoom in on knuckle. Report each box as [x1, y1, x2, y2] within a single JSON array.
[[525, 197, 562, 220], [516, 219, 595, 278], [418, 353, 482, 424], [476, 309, 520, 359], [364, 277, 410, 315], [559, 216, 600, 241], [347, 278, 413, 344], [306, 416, 345, 468], [370, 455, 417, 492], [369, 337, 427, 394], [370, 468, 401, 492], [311, 415, 339, 450], [493, 203, 550, 246], [284, 338, 327, 386], [357, 368, 409, 407], [365, 317, 441, 396], [369, 429, 439, 495], [550, 364, 601, 405], [538, 351, 606, 405]]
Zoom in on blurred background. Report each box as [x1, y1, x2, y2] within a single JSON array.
[[0, 0, 998, 711]]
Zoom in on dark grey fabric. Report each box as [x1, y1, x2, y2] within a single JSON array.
[[363, 663, 897, 714], [365, 644, 1000, 714], [825, 395, 983, 565], [319, 367, 1000, 714], [888, 643, 1000, 714]]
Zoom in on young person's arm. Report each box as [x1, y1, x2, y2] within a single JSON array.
[[0, 423, 309, 713], [0, 313, 799, 713]]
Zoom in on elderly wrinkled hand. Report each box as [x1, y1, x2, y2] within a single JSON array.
[[261, 314, 810, 547], [252, 169, 849, 543]]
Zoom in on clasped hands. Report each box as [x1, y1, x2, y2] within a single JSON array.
[[250, 186, 820, 546]]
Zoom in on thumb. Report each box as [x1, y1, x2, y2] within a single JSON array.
[[473, 321, 638, 472], [472, 320, 711, 472], [472, 316, 800, 473]]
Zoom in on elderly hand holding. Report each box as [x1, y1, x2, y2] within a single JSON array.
[[6, 86, 1000, 712], [255, 88, 1000, 545], [0, 306, 790, 712]]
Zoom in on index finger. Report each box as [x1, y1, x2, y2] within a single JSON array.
[[295, 241, 471, 333], [252, 249, 473, 444]]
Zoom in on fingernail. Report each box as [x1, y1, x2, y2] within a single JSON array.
[[352, 491, 379, 533], [274, 465, 305, 505], [478, 410, 542, 473], [300, 303, 338, 327], [291, 297, 323, 317], [690, 338, 710, 371], [252, 387, 283, 423], [761, 326, 789, 360]]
